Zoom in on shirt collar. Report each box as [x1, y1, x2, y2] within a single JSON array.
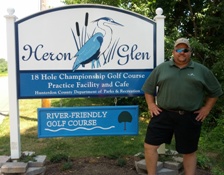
[[169, 59, 194, 68]]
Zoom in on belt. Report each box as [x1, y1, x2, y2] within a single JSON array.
[[164, 109, 193, 115]]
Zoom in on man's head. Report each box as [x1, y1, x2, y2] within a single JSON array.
[[172, 38, 192, 68]]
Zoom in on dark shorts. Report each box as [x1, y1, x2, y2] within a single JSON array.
[[145, 109, 202, 154]]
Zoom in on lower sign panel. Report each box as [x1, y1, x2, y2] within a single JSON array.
[[38, 106, 139, 138]]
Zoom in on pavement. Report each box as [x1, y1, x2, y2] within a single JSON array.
[[0, 76, 9, 124]]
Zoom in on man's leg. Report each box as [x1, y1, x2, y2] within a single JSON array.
[[144, 143, 160, 175], [183, 151, 197, 175]]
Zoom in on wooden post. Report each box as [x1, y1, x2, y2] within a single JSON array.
[[41, 99, 51, 108]]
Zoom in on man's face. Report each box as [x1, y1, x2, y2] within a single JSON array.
[[172, 43, 191, 67]]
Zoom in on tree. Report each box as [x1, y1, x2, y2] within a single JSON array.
[[64, 0, 121, 6], [118, 111, 132, 130]]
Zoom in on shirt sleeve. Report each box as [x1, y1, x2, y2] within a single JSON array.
[[204, 70, 223, 97], [141, 68, 159, 96]]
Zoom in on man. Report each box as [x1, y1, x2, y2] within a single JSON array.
[[142, 38, 223, 175]]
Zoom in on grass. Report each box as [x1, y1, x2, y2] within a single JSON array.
[[0, 72, 7, 77], [0, 98, 148, 160]]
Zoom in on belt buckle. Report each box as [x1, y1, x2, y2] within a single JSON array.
[[178, 110, 185, 115]]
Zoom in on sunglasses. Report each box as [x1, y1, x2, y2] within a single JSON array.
[[175, 48, 190, 53]]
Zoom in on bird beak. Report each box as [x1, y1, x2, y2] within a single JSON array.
[[112, 21, 123, 27]]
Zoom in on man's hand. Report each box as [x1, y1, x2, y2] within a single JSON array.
[[194, 107, 210, 122], [194, 97, 218, 122], [148, 103, 162, 117], [144, 93, 162, 117]]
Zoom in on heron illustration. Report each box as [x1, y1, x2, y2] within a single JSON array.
[[72, 17, 123, 71]]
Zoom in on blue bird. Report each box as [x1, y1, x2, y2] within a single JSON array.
[[72, 17, 123, 71]]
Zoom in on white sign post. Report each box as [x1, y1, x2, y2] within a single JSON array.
[[154, 8, 165, 66], [154, 8, 166, 154], [5, 8, 21, 159]]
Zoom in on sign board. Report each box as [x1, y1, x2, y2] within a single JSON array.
[[15, 4, 156, 99], [6, 4, 165, 158], [38, 106, 139, 138]]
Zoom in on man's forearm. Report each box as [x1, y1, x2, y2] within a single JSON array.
[[144, 93, 155, 106], [144, 93, 162, 116], [204, 97, 218, 111]]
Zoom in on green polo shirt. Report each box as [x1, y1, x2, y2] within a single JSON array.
[[142, 60, 223, 111]]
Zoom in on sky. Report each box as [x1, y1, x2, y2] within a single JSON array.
[[0, 0, 64, 60]]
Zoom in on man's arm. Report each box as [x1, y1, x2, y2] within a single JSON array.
[[144, 93, 162, 117], [195, 97, 218, 121]]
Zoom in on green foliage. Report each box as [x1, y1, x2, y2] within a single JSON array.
[[63, 0, 157, 17], [211, 167, 224, 175], [212, 49, 224, 85], [199, 116, 224, 173], [116, 157, 127, 167], [63, 0, 121, 6], [49, 153, 73, 171], [116, 97, 148, 117], [0, 58, 7, 73], [120, 0, 157, 17], [49, 153, 69, 163], [61, 161, 73, 171], [197, 154, 212, 170], [53, 97, 115, 107], [18, 153, 37, 163], [202, 118, 224, 151]]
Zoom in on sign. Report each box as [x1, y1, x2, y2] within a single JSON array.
[[15, 4, 156, 99], [6, 4, 165, 158], [38, 106, 139, 138], [19, 71, 150, 98]]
